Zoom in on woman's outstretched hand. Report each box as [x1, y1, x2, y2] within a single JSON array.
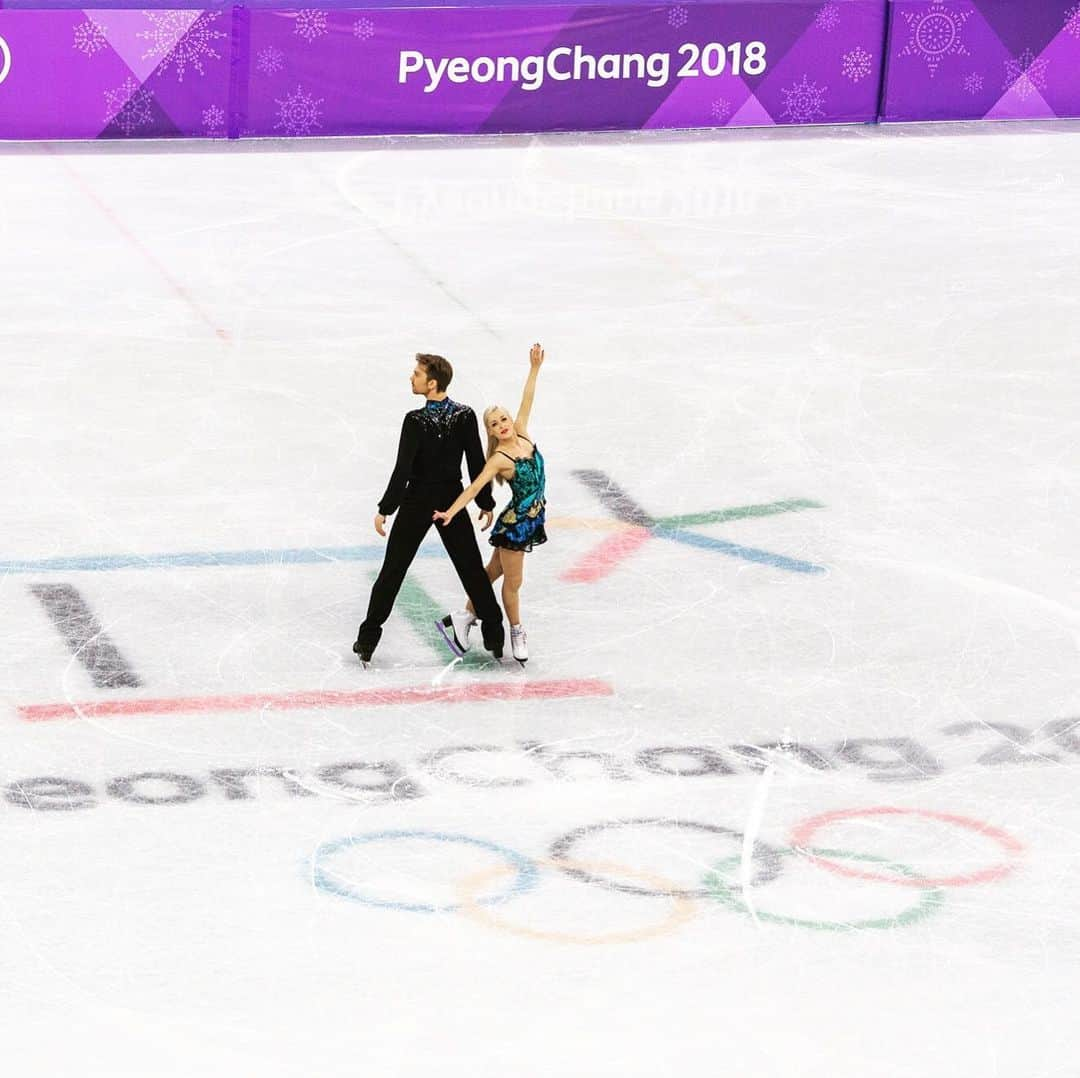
[[529, 342, 545, 368], [432, 509, 454, 527]]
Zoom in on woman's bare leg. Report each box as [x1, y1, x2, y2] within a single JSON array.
[[499, 550, 525, 625]]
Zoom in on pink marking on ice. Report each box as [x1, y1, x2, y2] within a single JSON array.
[[559, 526, 654, 584], [18, 678, 614, 722]]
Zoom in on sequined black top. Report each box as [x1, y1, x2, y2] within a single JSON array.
[[377, 398, 495, 516]]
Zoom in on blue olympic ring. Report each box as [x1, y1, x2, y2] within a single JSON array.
[[311, 829, 539, 913]]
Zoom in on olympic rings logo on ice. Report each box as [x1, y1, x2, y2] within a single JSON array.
[[0, 37, 11, 86], [310, 809, 1026, 943]]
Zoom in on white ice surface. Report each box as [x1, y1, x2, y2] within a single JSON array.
[[1, 125, 1079, 1077]]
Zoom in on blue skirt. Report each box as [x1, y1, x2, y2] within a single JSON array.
[[490, 500, 548, 553]]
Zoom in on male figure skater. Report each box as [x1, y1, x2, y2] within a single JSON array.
[[353, 354, 506, 665]]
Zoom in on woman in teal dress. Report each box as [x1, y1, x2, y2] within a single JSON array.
[[433, 343, 546, 664]]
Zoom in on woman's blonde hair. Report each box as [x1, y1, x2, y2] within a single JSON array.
[[483, 405, 513, 486]]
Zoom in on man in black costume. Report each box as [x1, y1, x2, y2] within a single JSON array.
[[353, 353, 505, 665]]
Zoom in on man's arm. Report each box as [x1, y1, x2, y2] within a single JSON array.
[[377, 415, 419, 518], [433, 456, 503, 527], [463, 410, 496, 513]]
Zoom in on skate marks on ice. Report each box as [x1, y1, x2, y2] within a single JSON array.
[[9, 546, 603, 720], [7, 481, 823, 713], [566, 470, 826, 581], [739, 758, 778, 927]]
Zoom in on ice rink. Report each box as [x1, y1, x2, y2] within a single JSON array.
[[2, 123, 1079, 1077]]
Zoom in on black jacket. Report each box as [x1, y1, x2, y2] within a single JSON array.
[[377, 398, 495, 516]]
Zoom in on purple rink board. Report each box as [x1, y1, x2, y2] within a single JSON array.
[[0, 0, 888, 138], [881, 0, 1080, 121], [2, 0, 1078, 139]]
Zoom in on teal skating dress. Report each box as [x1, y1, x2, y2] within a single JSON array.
[[490, 438, 547, 553]]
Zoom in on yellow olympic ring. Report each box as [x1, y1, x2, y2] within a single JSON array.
[[456, 857, 697, 945], [547, 516, 636, 532]]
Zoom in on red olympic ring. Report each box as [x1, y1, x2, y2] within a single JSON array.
[[789, 807, 1026, 888]]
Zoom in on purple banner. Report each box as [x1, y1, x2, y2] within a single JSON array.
[[0, 9, 233, 137], [881, 0, 1080, 121], [246, 3, 886, 136], [0, 0, 887, 139]]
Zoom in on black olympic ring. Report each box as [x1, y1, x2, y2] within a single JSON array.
[[548, 817, 786, 898]]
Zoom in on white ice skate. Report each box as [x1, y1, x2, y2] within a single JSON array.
[[436, 609, 477, 657], [510, 623, 529, 665]]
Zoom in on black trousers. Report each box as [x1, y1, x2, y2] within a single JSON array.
[[357, 486, 505, 655]]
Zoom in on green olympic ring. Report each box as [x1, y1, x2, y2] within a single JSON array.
[[704, 847, 946, 932]]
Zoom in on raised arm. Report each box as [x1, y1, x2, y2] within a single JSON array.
[[433, 456, 504, 527], [514, 342, 545, 435]]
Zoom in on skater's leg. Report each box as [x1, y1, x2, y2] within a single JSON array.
[[355, 503, 430, 654], [465, 549, 503, 617], [438, 514, 505, 653], [499, 549, 525, 626]]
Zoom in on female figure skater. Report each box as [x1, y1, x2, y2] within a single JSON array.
[[434, 343, 547, 664]]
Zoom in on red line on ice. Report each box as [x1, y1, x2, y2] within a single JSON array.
[[18, 678, 614, 722], [560, 526, 653, 584], [48, 149, 231, 344]]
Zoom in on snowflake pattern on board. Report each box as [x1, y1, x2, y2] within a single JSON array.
[[294, 10, 329, 43], [1066, 3, 1080, 39], [352, 17, 375, 41], [667, 6, 688, 29], [137, 12, 227, 83], [710, 99, 732, 123], [781, 75, 827, 123], [816, 3, 841, 32], [1002, 48, 1049, 100], [898, 1, 971, 78], [202, 104, 226, 137], [256, 46, 285, 76], [841, 46, 873, 82], [963, 72, 984, 94], [73, 19, 107, 59], [103, 77, 155, 136], [275, 85, 324, 136]]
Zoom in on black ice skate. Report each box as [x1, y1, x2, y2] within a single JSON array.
[[352, 639, 374, 668]]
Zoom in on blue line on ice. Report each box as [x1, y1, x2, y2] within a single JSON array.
[[0, 545, 445, 574], [653, 526, 827, 575]]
